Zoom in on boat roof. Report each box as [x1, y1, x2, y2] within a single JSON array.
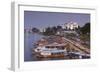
[[42, 49, 66, 53], [45, 42, 66, 47]]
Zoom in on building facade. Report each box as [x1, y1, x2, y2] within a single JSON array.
[[63, 22, 79, 30]]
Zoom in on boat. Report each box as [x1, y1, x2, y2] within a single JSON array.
[[33, 42, 68, 58], [33, 47, 67, 58]]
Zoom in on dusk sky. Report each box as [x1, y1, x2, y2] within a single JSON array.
[[24, 11, 90, 30]]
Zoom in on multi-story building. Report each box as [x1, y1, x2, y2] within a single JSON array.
[[63, 22, 79, 30]]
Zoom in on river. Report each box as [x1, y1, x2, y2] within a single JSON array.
[[24, 32, 44, 61]]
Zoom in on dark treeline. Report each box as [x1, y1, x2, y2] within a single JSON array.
[[80, 23, 90, 34], [42, 25, 62, 35], [30, 22, 90, 36], [31, 27, 40, 33]]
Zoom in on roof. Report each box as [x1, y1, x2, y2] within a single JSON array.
[[46, 42, 66, 47], [36, 36, 68, 47]]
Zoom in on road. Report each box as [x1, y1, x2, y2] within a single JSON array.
[[63, 37, 90, 54]]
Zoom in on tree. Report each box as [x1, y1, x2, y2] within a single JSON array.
[[52, 26, 57, 34], [43, 27, 52, 35], [80, 23, 90, 42], [32, 27, 40, 33], [80, 23, 90, 34], [57, 25, 62, 30], [75, 25, 81, 34]]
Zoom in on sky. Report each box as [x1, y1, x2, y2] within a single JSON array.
[[24, 11, 90, 31]]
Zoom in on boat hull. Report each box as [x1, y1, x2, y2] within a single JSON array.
[[35, 52, 65, 58]]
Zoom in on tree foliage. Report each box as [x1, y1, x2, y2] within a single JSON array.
[[43, 25, 62, 35], [32, 27, 40, 33], [80, 23, 90, 34]]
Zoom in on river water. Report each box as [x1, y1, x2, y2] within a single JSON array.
[[24, 33, 44, 61]]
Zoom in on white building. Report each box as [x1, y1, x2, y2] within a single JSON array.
[[63, 22, 79, 30]]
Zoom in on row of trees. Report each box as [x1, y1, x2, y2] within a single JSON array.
[[42, 26, 62, 35], [43, 22, 90, 36], [30, 22, 90, 36], [29, 25, 62, 35]]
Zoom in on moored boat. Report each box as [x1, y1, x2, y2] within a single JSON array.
[[33, 47, 67, 58]]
